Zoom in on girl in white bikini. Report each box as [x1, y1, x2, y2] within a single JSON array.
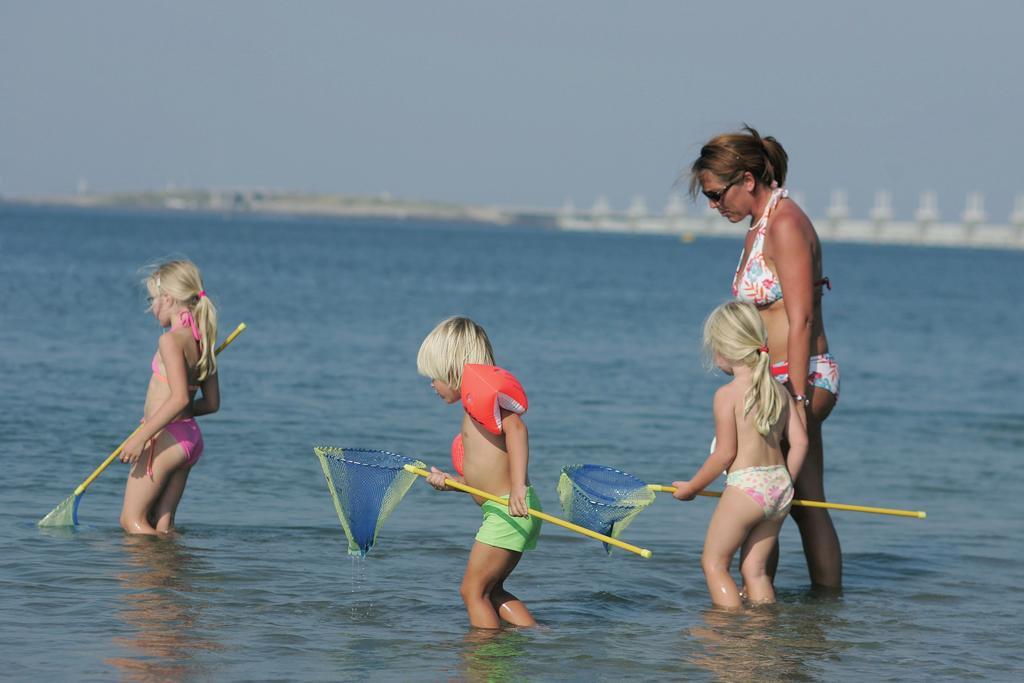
[[672, 301, 807, 609]]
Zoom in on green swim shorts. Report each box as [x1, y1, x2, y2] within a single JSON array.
[[475, 486, 543, 552]]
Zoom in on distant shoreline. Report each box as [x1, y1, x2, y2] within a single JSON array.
[[1, 189, 536, 227], [4, 189, 1022, 249]]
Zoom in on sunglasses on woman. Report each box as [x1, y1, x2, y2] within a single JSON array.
[[702, 180, 735, 204]]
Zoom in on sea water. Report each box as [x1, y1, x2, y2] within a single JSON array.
[[1, 204, 1021, 681]]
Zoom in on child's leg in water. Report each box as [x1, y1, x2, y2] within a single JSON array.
[[120, 430, 188, 535], [460, 541, 536, 629], [150, 466, 192, 533], [739, 516, 786, 604], [701, 486, 767, 609]]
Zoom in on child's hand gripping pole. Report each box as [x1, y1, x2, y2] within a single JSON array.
[[37, 323, 248, 527], [647, 484, 927, 519], [404, 464, 653, 558]]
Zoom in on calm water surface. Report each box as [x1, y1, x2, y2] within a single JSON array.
[[1, 205, 1021, 681]]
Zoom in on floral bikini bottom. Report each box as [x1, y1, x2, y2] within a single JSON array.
[[726, 465, 794, 520], [770, 352, 840, 400]]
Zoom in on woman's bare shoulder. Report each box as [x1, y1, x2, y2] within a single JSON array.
[[773, 199, 814, 233], [768, 201, 818, 254]]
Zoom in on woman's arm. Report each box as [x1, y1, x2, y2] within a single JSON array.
[[121, 334, 192, 463], [673, 387, 736, 500], [783, 396, 809, 482], [771, 213, 815, 401], [502, 412, 530, 517]]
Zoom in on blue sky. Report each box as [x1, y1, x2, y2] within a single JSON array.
[[2, 1, 1021, 221]]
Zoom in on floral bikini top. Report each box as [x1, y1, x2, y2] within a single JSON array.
[[732, 188, 787, 307], [732, 188, 830, 307], [150, 309, 202, 391]]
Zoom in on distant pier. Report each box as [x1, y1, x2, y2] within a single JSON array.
[[556, 191, 1024, 250], [7, 187, 1024, 250]]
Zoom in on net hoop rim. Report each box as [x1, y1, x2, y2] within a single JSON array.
[[560, 463, 654, 510], [314, 446, 424, 472]]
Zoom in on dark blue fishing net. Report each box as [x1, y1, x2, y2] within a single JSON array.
[[558, 464, 655, 554], [314, 447, 425, 557]]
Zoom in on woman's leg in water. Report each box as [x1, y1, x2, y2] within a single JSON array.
[[789, 389, 842, 587]]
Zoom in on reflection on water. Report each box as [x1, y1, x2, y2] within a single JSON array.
[[35, 525, 80, 541], [459, 628, 530, 682], [106, 535, 222, 681], [686, 599, 847, 682]]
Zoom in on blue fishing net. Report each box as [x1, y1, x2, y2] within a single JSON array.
[[557, 464, 655, 554], [314, 447, 425, 557]]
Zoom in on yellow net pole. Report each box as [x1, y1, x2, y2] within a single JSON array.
[[404, 465, 653, 558], [646, 484, 926, 519]]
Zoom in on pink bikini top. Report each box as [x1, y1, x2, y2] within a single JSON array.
[[732, 188, 830, 306], [151, 309, 202, 391]]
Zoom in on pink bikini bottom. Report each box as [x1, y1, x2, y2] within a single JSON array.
[[144, 418, 204, 477]]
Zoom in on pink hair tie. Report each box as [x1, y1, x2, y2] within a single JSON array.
[[759, 345, 769, 354], [197, 290, 206, 299]]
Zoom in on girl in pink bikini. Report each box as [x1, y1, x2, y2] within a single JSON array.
[[672, 302, 807, 609], [688, 126, 843, 589], [119, 260, 219, 535]]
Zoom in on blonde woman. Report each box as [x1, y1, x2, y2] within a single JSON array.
[[688, 125, 841, 588], [673, 302, 807, 609], [120, 260, 219, 535]]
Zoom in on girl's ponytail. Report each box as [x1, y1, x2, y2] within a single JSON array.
[[745, 343, 784, 436], [192, 290, 218, 382]]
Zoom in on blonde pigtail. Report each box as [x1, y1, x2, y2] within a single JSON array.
[[193, 292, 218, 382], [746, 347, 784, 436]]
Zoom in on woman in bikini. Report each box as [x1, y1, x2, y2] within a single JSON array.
[[119, 260, 219, 535], [687, 126, 842, 588]]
